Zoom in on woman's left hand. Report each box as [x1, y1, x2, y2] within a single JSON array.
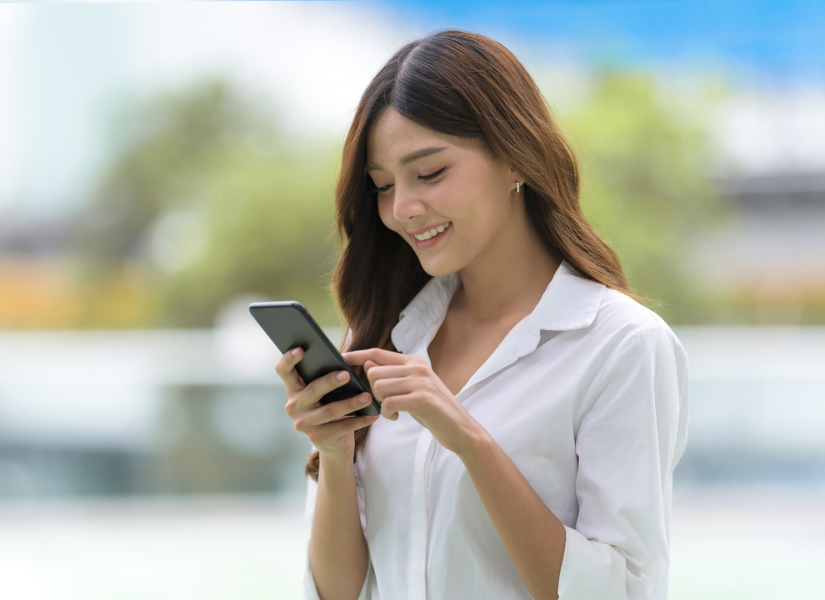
[[342, 349, 486, 456]]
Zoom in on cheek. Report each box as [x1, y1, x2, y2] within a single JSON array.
[[439, 176, 493, 230], [417, 177, 466, 224], [376, 196, 393, 224]]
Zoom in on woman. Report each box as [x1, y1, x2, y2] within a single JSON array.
[[277, 29, 689, 600]]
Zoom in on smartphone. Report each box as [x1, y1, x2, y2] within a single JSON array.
[[248, 301, 381, 417]]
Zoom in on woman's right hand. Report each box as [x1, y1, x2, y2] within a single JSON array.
[[276, 347, 380, 463]]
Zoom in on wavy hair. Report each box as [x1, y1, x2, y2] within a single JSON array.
[[305, 29, 635, 480]]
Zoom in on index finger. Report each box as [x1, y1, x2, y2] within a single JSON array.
[[342, 348, 408, 367], [276, 347, 306, 393]]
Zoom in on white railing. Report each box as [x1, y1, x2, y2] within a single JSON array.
[[1, 326, 824, 488]]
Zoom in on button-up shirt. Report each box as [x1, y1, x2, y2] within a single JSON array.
[[302, 260, 690, 599]]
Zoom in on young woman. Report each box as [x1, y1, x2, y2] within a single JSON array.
[[276, 30, 689, 600]]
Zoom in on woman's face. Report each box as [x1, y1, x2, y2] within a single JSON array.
[[366, 107, 521, 277]]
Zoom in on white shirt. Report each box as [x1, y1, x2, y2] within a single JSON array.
[[302, 260, 690, 600]]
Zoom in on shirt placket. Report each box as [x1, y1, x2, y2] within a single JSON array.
[[406, 426, 435, 600], [397, 290, 458, 600]]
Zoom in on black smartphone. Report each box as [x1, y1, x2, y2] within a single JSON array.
[[248, 301, 381, 417]]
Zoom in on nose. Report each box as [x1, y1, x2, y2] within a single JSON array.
[[392, 185, 426, 222]]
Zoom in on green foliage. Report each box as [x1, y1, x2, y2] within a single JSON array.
[[74, 79, 342, 327], [75, 72, 732, 329], [560, 72, 729, 323]]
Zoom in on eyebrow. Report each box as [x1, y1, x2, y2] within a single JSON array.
[[365, 146, 448, 172]]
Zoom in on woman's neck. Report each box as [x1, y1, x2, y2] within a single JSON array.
[[454, 213, 560, 323]]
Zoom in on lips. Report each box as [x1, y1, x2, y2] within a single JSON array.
[[410, 221, 452, 241], [410, 221, 451, 249]]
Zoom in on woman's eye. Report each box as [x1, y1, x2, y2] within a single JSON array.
[[367, 179, 393, 195], [369, 167, 446, 195], [419, 167, 446, 182]]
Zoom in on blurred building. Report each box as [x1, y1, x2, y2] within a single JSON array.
[[2, 325, 825, 499], [693, 91, 825, 323], [0, 326, 319, 499], [678, 169, 825, 326], [711, 172, 825, 285]]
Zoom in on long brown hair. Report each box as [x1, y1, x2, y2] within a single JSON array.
[[305, 29, 635, 481]]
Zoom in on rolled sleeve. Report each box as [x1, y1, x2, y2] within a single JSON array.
[[560, 322, 689, 599], [302, 473, 374, 600], [560, 525, 627, 597]]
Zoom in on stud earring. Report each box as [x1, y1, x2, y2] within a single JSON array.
[[515, 181, 520, 193]]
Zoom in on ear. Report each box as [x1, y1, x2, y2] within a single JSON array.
[[507, 165, 525, 187]]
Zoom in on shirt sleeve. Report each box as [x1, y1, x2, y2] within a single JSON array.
[[301, 471, 374, 600], [559, 322, 690, 599]]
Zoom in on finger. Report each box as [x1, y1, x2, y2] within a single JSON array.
[[366, 364, 416, 384], [312, 414, 380, 442], [363, 360, 380, 374], [275, 347, 307, 393], [371, 376, 415, 402], [380, 391, 422, 421], [297, 368, 353, 411], [298, 393, 373, 429], [343, 348, 408, 367]]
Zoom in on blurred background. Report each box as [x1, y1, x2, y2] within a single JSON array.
[[1, 1, 824, 598]]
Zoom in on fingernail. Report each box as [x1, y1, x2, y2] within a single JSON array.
[[359, 394, 370, 404], [291, 348, 300, 356], [337, 371, 347, 381]]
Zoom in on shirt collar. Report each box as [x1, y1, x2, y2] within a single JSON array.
[[390, 259, 607, 355]]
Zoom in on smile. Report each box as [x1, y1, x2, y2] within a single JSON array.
[[412, 222, 451, 241]]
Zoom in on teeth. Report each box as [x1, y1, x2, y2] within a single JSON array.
[[414, 222, 451, 241]]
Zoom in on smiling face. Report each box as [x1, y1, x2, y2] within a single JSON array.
[[365, 107, 523, 277]]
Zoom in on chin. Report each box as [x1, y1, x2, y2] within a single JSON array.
[[418, 257, 464, 278]]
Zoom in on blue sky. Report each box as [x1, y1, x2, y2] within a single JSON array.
[[1, 1, 823, 219], [372, 0, 825, 81]]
